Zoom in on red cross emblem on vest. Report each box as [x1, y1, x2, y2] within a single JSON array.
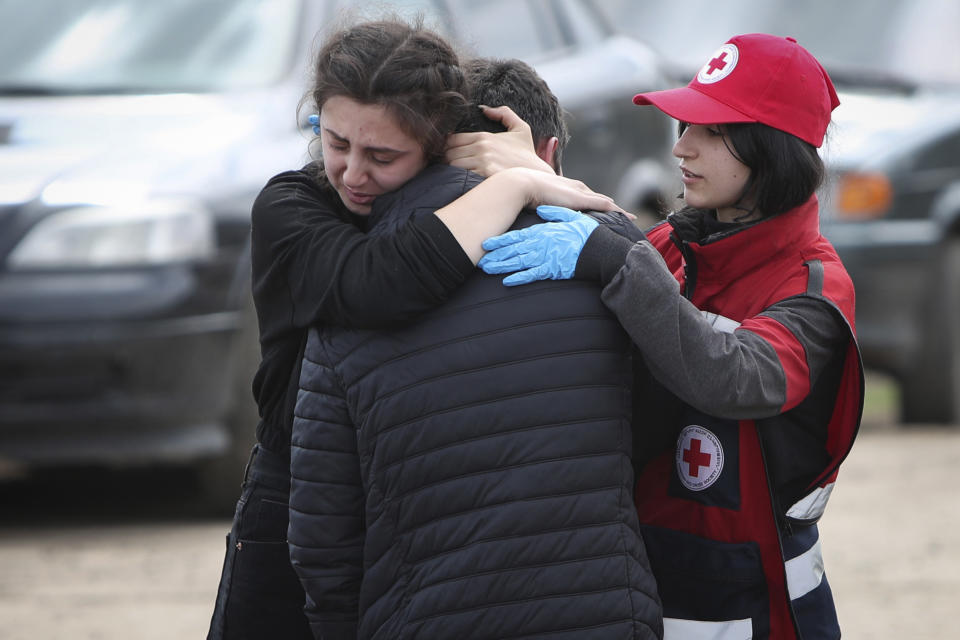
[[683, 438, 712, 477], [676, 425, 724, 491]]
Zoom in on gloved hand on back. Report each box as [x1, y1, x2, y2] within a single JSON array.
[[479, 205, 599, 286]]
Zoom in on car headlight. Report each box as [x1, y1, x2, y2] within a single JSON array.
[[7, 199, 215, 269]]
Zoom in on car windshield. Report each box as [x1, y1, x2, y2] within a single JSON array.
[[0, 0, 302, 94], [606, 0, 960, 89], [336, 0, 564, 62]]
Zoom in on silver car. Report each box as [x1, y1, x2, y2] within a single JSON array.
[[0, 0, 675, 507]]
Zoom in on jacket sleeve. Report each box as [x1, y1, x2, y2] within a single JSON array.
[[288, 328, 364, 639], [252, 171, 475, 330], [589, 210, 649, 243], [578, 226, 847, 419]]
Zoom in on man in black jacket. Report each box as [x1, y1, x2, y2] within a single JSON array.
[[289, 59, 663, 640]]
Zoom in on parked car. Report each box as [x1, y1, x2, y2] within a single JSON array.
[[601, 0, 960, 424], [0, 0, 675, 508], [820, 84, 960, 423]]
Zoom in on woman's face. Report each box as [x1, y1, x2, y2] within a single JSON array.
[[673, 124, 753, 222], [319, 96, 428, 215]]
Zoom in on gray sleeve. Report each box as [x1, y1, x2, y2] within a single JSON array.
[[601, 241, 846, 419]]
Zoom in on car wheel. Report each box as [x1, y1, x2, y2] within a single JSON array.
[[195, 297, 261, 514], [900, 236, 960, 425]]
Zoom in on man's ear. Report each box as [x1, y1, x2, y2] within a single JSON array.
[[535, 136, 560, 174]]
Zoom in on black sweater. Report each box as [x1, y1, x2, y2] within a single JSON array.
[[249, 163, 475, 454]]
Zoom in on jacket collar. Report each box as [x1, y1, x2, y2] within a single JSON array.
[[668, 195, 822, 282], [366, 164, 480, 231]]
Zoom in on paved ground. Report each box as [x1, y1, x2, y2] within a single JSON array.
[[1, 387, 957, 639]]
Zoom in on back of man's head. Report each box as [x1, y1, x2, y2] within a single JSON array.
[[461, 58, 569, 172]]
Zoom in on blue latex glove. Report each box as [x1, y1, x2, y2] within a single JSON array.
[[308, 113, 320, 135], [479, 205, 599, 286]]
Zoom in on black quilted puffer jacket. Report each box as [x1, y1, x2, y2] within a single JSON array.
[[288, 165, 662, 640]]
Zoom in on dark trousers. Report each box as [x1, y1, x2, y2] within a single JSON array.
[[207, 444, 313, 640]]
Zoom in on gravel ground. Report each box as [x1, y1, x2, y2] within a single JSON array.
[[819, 427, 960, 639]]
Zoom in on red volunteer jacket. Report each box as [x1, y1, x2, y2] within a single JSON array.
[[633, 196, 863, 640]]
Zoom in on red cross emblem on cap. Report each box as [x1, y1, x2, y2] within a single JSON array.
[[697, 43, 739, 84], [676, 425, 724, 491], [705, 52, 729, 76]]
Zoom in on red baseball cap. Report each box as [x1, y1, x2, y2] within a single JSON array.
[[633, 33, 839, 147]]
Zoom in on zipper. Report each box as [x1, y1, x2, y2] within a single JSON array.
[[670, 231, 698, 301]]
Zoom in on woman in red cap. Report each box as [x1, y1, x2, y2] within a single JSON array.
[[479, 33, 863, 640]]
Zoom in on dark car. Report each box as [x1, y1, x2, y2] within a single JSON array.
[[0, 0, 675, 507], [820, 86, 960, 423], [602, 0, 960, 424]]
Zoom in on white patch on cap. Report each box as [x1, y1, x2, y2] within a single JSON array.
[[675, 425, 724, 491], [697, 43, 739, 84]]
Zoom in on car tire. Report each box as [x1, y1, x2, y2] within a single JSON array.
[[900, 236, 960, 425], [195, 296, 261, 514]]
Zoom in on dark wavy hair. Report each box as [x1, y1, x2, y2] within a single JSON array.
[[306, 17, 469, 165], [678, 121, 826, 220]]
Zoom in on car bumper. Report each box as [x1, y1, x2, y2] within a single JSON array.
[[0, 264, 249, 467], [823, 218, 939, 374]]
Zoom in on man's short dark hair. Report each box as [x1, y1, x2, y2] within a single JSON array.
[[461, 58, 569, 171]]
